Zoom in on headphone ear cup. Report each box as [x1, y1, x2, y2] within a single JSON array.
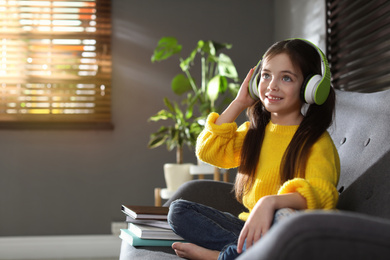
[[248, 72, 260, 99], [248, 60, 262, 100], [302, 74, 322, 104], [292, 38, 331, 105], [300, 74, 313, 103]]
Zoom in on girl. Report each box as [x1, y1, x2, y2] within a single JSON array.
[[167, 39, 340, 260]]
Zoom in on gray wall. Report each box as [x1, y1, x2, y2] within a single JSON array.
[[0, 0, 274, 236], [274, 0, 326, 50]]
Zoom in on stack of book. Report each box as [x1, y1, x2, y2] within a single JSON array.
[[119, 205, 185, 246]]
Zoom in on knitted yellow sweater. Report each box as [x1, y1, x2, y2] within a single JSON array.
[[196, 113, 340, 221]]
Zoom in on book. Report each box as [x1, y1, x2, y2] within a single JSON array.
[[121, 205, 169, 220], [122, 205, 169, 220], [128, 223, 184, 240], [125, 216, 171, 229], [120, 229, 183, 247]]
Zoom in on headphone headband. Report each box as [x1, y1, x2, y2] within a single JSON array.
[[248, 38, 331, 105]]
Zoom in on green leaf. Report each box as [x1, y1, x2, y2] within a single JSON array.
[[213, 41, 232, 52], [190, 122, 202, 136], [163, 97, 175, 113], [207, 75, 222, 103], [152, 126, 169, 135], [196, 40, 205, 51], [168, 129, 180, 150], [173, 102, 184, 120], [185, 101, 194, 120], [206, 75, 228, 105], [218, 53, 239, 80], [148, 109, 173, 122], [148, 135, 168, 149], [171, 74, 192, 95], [218, 76, 228, 93], [151, 37, 182, 63], [198, 40, 215, 56]]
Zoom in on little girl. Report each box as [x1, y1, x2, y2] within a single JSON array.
[[167, 39, 340, 260]]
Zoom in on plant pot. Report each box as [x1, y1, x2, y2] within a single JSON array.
[[163, 163, 193, 192]]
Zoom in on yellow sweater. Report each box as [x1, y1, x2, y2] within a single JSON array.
[[196, 113, 340, 221]]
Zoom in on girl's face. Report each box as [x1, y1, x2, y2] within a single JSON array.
[[259, 53, 304, 125]]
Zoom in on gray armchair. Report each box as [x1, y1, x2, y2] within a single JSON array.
[[120, 89, 390, 259]]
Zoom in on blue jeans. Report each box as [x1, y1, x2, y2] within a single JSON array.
[[168, 199, 296, 260]]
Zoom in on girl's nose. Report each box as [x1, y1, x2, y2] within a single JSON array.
[[268, 79, 278, 91]]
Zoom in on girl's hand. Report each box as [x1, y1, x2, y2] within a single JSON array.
[[215, 68, 257, 125], [236, 193, 307, 254], [234, 67, 257, 109], [236, 196, 276, 254]]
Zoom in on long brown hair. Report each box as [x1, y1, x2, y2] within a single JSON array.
[[234, 39, 336, 202]]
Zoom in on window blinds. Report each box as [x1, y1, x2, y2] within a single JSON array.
[[0, 0, 112, 129], [326, 0, 390, 92]]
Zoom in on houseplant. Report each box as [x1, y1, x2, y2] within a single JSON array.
[[148, 37, 239, 191], [148, 97, 201, 165], [148, 97, 202, 191], [151, 37, 240, 119]]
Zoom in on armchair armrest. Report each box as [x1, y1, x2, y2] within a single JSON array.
[[238, 211, 390, 260]]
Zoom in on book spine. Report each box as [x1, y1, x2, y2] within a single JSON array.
[[128, 224, 142, 238]]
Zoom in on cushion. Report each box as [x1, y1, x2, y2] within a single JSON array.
[[329, 89, 390, 218]]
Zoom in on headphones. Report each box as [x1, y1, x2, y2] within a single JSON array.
[[248, 38, 331, 105]]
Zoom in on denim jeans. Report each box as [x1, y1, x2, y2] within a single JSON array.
[[168, 199, 296, 260]]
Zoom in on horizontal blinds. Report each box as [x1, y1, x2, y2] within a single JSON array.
[[326, 0, 390, 92], [0, 0, 112, 126]]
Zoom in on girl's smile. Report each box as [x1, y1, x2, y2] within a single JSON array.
[[265, 94, 283, 102]]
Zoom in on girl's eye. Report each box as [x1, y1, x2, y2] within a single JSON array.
[[282, 76, 292, 82], [262, 73, 270, 79]]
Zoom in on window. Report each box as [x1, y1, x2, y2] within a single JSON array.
[[326, 0, 390, 92], [0, 0, 112, 129]]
